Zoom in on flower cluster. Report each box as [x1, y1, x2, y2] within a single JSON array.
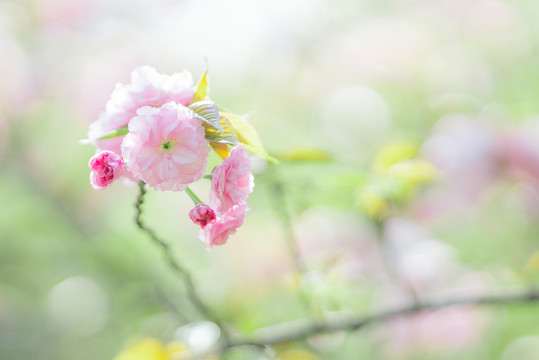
[[85, 66, 263, 249], [199, 145, 254, 249]]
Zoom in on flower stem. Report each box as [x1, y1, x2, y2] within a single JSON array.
[[185, 186, 202, 205]]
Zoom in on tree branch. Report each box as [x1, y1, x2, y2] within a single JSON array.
[[134, 181, 230, 344], [225, 288, 539, 348]]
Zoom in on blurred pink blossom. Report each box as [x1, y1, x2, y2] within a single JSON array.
[[210, 145, 254, 213], [33, 0, 96, 29], [88, 150, 125, 190], [189, 204, 217, 228], [497, 122, 539, 217], [199, 203, 248, 250], [384, 217, 459, 295], [88, 66, 195, 154], [293, 207, 385, 282], [497, 124, 539, 182], [381, 305, 486, 357], [121, 102, 209, 191], [418, 115, 499, 219]]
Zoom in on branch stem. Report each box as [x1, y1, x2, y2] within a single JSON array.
[[134, 182, 230, 344], [225, 288, 539, 349]]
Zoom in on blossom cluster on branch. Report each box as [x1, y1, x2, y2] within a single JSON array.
[[84, 66, 266, 249]]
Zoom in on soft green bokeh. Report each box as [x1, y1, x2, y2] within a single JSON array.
[[1, 0, 539, 359]]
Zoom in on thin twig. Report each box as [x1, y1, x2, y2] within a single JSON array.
[[134, 182, 230, 344], [225, 288, 539, 348]]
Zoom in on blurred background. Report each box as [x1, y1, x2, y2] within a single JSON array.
[[2, 0, 539, 359]]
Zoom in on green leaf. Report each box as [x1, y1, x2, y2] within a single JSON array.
[[188, 101, 222, 132], [205, 115, 238, 146], [96, 126, 129, 140], [387, 159, 439, 186], [373, 141, 419, 173], [355, 185, 388, 219], [210, 141, 231, 159], [191, 68, 208, 104], [279, 146, 332, 162], [221, 112, 278, 163]]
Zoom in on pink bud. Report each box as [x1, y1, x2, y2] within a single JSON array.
[[88, 151, 125, 190], [189, 204, 217, 228]]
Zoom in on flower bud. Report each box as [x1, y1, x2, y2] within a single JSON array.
[[189, 204, 217, 228], [89, 151, 125, 190]]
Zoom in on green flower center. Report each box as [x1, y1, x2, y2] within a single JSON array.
[[161, 141, 172, 151]]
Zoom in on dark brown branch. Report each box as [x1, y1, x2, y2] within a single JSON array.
[[225, 289, 539, 348], [134, 181, 230, 344]]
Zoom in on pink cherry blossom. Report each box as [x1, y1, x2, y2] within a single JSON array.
[[210, 145, 254, 213], [189, 204, 217, 228], [88, 150, 125, 190], [88, 66, 195, 154], [199, 203, 248, 250], [121, 102, 209, 191]]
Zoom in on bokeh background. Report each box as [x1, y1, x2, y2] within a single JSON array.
[[2, 0, 539, 359]]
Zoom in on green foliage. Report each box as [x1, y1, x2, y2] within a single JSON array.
[[191, 69, 209, 104], [222, 112, 278, 163], [97, 126, 129, 140], [4, 1, 539, 359], [189, 101, 224, 133]]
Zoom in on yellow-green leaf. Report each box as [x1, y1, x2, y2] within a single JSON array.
[[210, 141, 231, 159], [388, 159, 439, 186], [191, 69, 208, 104], [96, 125, 129, 140], [278, 349, 320, 360], [221, 112, 278, 163], [188, 101, 222, 132], [355, 185, 388, 219], [526, 251, 539, 274], [114, 338, 168, 360], [373, 142, 419, 173], [279, 146, 332, 162], [205, 115, 238, 146], [165, 341, 190, 358]]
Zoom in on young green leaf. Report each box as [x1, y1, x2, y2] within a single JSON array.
[[205, 115, 238, 146], [221, 112, 278, 164], [279, 146, 332, 162], [210, 141, 231, 159], [188, 101, 222, 132], [191, 69, 208, 104], [373, 142, 419, 173], [96, 126, 129, 140]]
